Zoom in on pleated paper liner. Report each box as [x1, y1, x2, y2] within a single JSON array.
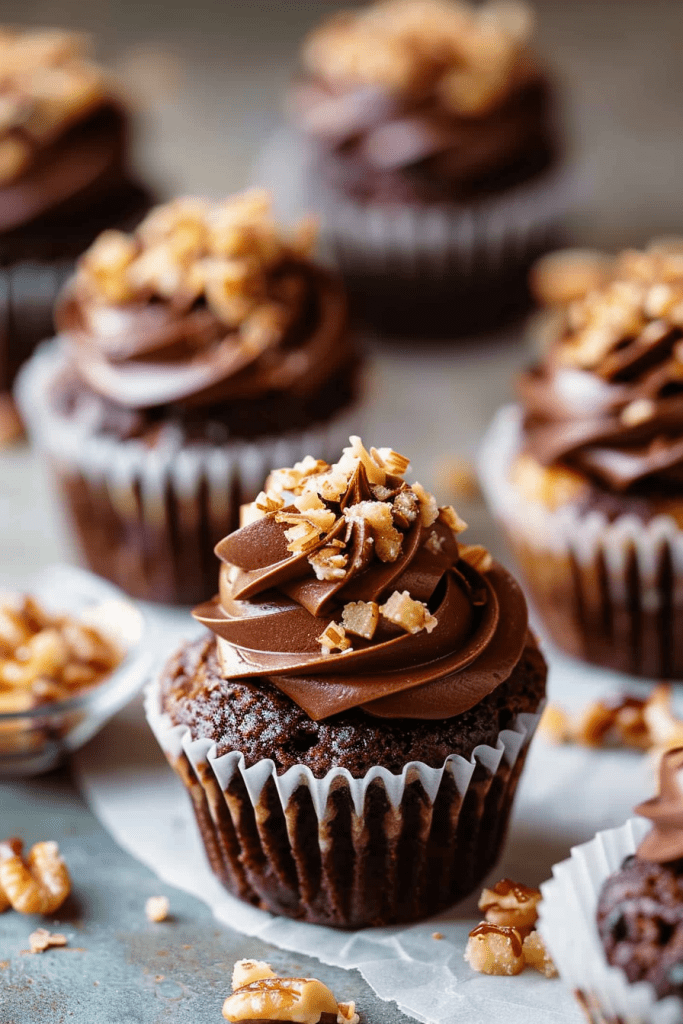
[[144, 666, 541, 929], [479, 405, 683, 679], [16, 339, 364, 605], [539, 818, 683, 1024]]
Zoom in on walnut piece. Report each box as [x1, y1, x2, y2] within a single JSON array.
[[343, 500, 403, 562], [223, 959, 359, 1024], [145, 896, 170, 922], [530, 248, 613, 308], [317, 623, 352, 656], [379, 591, 437, 634], [0, 839, 70, 915], [464, 923, 525, 976], [308, 541, 348, 581], [341, 600, 380, 640], [459, 544, 493, 573], [29, 927, 68, 954], [479, 879, 541, 933], [522, 931, 557, 977], [412, 482, 439, 526]]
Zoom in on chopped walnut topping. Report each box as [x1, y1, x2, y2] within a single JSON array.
[[308, 541, 348, 581], [391, 489, 419, 529], [337, 436, 387, 486], [459, 544, 493, 573], [29, 928, 68, 954], [438, 505, 468, 535], [424, 531, 445, 555], [276, 508, 337, 554], [343, 501, 403, 561], [530, 248, 613, 308], [317, 622, 352, 656], [465, 923, 525, 976], [145, 896, 170, 922], [620, 397, 656, 427], [523, 931, 557, 978], [254, 491, 285, 514], [223, 959, 358, 1024], [341, 600, 380, 640], [412, 482, 439, 526], [371, 446, 411, 476], [268, 457, 331, 497], [380, 591, 437, 634], [479, 879, 541, 933]]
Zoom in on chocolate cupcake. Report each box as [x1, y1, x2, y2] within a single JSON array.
[[145, 436, 546, 927], [16, 192, 362, 605], [288, 0, 566, 336], [0, 27, 151, 398], [539, 749, 683, 1024], [480, 240, 683, 678]]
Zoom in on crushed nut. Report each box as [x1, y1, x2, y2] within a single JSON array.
[[391, 489, 419, 529], [308, 541, 348, 581], [432, 931, 444, 940], [223, 959, 359, 1024], [412, 482, 439, 527], [530, 248, 613, 308], [0, 393, 25, 449], [438, 505, 468, 535], [343, 500, 403, 561], [510, 454, 587, 511], [145, 896, 170, 922], [0, 839, 71, 915], [464, 923, 525, 976], [522, 931, 557, 978], [620, 398, 656, 427], [341, 600, 380, 640], [538, 704, 572, 744], [459, 544, 493, 573], [317, 623, 352, 656], [254, 491, 285, 515], [539, 689, 679, 755], [479, 879, 541, 933], [371, 446, 411, 477], [379, 591, 437, 634], [29, 928, 67, 954]]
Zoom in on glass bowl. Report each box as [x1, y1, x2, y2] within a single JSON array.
[[0, 564, 151, 778]]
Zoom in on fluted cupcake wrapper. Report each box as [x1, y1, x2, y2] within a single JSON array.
[[479, 405, 683, 679], [15, 339, 364, 605], [144, 667, 541, 929], [539, 818, 683, 1024]]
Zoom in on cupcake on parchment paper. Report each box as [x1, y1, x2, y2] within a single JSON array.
[[0, 27, 151, 402], [16, 192, 362, 605], [145, 436, 546, 928], [288, 0, 566, 337], [539, 748, 683, 1024], [479, 240, 683, 679]]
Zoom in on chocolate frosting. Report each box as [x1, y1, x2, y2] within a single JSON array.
[[520, 247, 683, 494], [194, 443, 529, 721], [636, 747, 683, 863], [56, 260, 351, 413]]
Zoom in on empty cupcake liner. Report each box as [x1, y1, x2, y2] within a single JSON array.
[[144, 666, 542, 929], [479, 405, 683, 678], [539, 818, 683, 1024], [16, 339, 363, 605]]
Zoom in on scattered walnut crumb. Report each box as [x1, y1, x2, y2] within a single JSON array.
[[0, 393, 24, 448], [466, 879, 556, 978], [145, 896, 170, 922], [523, 931, 557, 978], [224, 959, 359, 1024], [432, 931, 444, 940], [479, 879, 541, 933], [29, 928, 68, 954]]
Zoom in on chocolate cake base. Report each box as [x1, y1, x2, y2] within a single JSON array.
[[153, 633, 546, 927]]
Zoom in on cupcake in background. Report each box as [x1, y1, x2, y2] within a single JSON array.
[[539, 748, 683, 1024], [16, 191, 362, 605], [479, 239, 683, 679], [146, 436, 546, 927], [289, 0, 566, 337], [0, 27, 152, 404]]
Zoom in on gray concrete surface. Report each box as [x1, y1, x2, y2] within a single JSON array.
[[0, 769, 412, 1024]]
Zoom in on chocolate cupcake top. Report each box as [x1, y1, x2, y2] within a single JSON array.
[[520, 242, 683, 495], [194, 436, 530, 721], [597, 749, 683, 1000], [55, 192, 356, 436], [292, 0, 556, 202], [0, 28, 129, 232]]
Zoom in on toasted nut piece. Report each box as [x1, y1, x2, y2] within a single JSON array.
[[0, 137, 31, 185], [412, 482, 438, 527], [343, 500, 403, 562], [29, 928, 67, 954], [224, 959, 358, 1024], [479, 879, 541, 932], [0, 394, 25, 448], [438, 505, 468, 535], [145, 896, 169, 922], [254, 491, 285, 515], [530, 249, 613, 308], [538, 704, 571, 744], [341, 600, 380, 640], [465, 922, 525, 976], [510, 453, 587, 511], [308, 542, 348, 582], [621, 398, 656, 428], [459, 544, 493, 573], [372, 446, 411, 477], [380, 591, 437, 634], [523, 931, 557, 977], [643, 684, 683, 749], [317, 622, 351, 656], [0, 839, 71, 915], [391, 489, 419, 529]]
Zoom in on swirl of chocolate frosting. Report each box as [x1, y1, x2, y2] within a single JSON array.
[[55, 193, 352, 413], [519, 243, 683, 494], [194, 437, 530, 721], [0, 28, 132, 234], [636, 747, 683, 863], [292, 0, 556, 202]]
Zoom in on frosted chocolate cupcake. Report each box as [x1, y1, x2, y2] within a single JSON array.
[[289, 0, 565, 336], [0, 27, 151, 396], [16, 193, 361, 605], [480, 240, 683, 678], [539, 749, 683, 1024], [146, 437, 546, 927]]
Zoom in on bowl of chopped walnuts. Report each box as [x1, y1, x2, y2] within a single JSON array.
[[0, 563, 149, 777]]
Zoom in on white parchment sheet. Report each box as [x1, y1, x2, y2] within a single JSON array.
[[73, 605, 678, 1024]]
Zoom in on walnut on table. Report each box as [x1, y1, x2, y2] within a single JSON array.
[[223, 959, 359, 1024]]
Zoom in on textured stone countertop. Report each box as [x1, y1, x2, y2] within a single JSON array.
[[2, 1, 683, 1022]]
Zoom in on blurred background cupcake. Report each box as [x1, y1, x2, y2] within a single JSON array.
[[286, 0, 567, 338], [480, 239, 683, 679], [0, 27, 152, 417], [16, 191, 363, 605]]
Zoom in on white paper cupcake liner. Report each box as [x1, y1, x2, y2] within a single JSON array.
[[15, 339, 364, 605], [144, 662, 542, 928], [478, 405, 683, 678], [539, 818, 683, 1024]]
